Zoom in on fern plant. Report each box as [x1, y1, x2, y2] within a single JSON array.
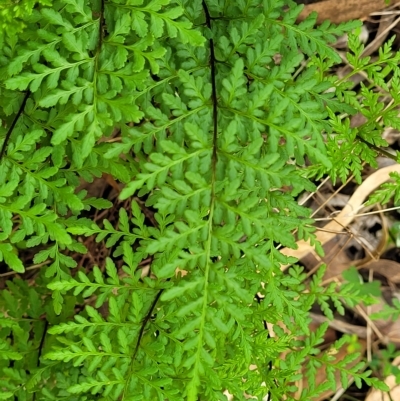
[[1, 0, 399, 400]]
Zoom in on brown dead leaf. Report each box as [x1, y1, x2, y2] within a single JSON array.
[[298, 0, 393, 24], [362, 260, 400, 284]]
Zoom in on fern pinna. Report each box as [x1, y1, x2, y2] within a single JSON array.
[[0, 0, 391, 400]]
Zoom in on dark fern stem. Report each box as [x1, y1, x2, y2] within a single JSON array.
[[202, 3, 274, 399], [202, 0, 218, 168], [97, 0, 106, 52], [133, 289, 164, 360], [202, 3, 273, 400], [255, 293, 274, 401], [356, 134, 397, 161], [32, 320, 49, 401], [0, 90, 30, 160], [122, 288, 164, 397]]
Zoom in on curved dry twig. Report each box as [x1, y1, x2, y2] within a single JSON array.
[[280, 164, 400, 270]]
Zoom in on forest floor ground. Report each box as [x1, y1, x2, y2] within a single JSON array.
[[292, 1, 400, 400]]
